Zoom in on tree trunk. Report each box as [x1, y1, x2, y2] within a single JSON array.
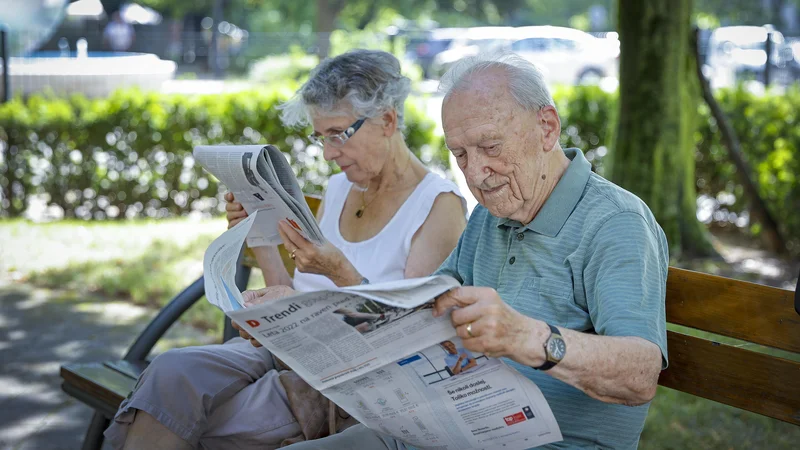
[[315, 0, 345, 59], [611, 0, 715, 258]]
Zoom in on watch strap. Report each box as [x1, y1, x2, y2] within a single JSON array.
[[535, 324, 562, 371]]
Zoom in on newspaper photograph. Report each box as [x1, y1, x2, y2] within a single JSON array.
[[193, 144, 324, 247], [202, 218, 563, 449]]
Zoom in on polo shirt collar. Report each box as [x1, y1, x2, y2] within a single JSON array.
[[497, 148, 591, 237]]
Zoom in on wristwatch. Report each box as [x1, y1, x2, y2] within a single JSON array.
[[535, 324, 566, 371], [360, 277, 370, 285]]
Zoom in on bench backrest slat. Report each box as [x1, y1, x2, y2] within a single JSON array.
[[666, 267, 800, 353], [659, 331, 800, 425]]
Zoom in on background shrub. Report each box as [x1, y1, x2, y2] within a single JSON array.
[[0, 85, 446, 220]]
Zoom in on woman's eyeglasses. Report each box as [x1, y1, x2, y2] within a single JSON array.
[[307, 119, 366, 148]]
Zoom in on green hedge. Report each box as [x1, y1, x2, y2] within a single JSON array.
[[0, 87, 446, 220], [1, 85, 797, 252]]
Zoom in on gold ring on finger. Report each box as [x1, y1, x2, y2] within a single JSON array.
[[291, 250, 297, 260], [466, 322, 475, 338]]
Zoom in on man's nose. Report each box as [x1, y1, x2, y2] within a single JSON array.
[[464, 153, 488, 186]]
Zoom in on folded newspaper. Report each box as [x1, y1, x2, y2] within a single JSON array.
[[204, 212, 563, 449], [194, 144, 324, 248]]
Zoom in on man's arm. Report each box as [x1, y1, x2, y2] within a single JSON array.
[[515, 321, 662, 405], [436, 213, 668, 406]]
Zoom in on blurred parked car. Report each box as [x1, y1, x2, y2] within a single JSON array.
[[405, 28, 467, 79], [706, 25, 793, 87], [428, 27, 517, 78], [510, 26, 619, 86]]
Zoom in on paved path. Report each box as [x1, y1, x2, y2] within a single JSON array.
[[0, 281, 215, 450]]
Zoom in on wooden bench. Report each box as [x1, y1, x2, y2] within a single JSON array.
[[60, 212, 800, 448]]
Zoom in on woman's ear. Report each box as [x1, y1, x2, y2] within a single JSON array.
[[382, 109, 398, 137]]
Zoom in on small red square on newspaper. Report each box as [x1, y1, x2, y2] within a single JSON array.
[[503, 412, 526, 426]]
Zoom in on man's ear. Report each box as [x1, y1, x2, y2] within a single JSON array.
[[538, 106, 561, 152], [382, 109, 398, 137]]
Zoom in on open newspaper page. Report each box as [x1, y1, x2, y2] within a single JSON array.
[[193, 145, 321, 247], [258, 145, 324, 243], [228, 290, 562, 450], [324, 338, 562, 450], [202, 212, 260, 311], [207, 211, 562, 449]]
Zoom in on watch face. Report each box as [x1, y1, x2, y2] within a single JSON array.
[[547, 337, 566, 361]]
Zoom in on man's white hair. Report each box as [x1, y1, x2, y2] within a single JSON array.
[[438, 52, 555, 111]]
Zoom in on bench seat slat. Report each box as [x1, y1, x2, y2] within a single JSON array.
[[61, 362, 142, 410], [658, 330, 800, 426], [666, 267, 800, 353]]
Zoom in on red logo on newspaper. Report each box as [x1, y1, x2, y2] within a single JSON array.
[[503, 412, 526, 426], [286, 219, 301, 230], [246, 320, 260, 328]]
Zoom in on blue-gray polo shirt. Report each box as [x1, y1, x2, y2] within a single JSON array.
[[435, 148, 669, 449]]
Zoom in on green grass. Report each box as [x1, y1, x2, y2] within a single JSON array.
[[2, 218, 798, 447], [641, 387, 800, 449]]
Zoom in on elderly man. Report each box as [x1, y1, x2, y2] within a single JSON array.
[[284, 53, 669, 450]]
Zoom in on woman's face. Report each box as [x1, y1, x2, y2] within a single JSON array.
[[310, 112, 390, 186]]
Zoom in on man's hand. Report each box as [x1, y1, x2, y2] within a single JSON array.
[[242, 285, 296, 307], [234, 286, 297, 347], [278, 220, 361, 286], [225, 192, 248, 229], [434, 287, 549, 366]]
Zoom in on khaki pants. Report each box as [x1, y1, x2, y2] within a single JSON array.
[[105, 338, 302, 449]]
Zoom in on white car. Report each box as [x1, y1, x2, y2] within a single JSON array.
[[510, 26, 619, 87], [706, 26, 789, 88], [428, 27, 517, 78]]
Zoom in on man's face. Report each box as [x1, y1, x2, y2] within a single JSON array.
[[442, 341, 457, 354], [442, 72, 551, 222]]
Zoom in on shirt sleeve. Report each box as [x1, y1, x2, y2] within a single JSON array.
[[583, 212, 669, 368]]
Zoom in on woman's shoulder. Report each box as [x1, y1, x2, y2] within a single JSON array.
[[419, 172, 463, 198]]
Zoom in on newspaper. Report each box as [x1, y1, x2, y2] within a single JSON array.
[[194, 144, 324, 247], [204, 213, 563, 449]]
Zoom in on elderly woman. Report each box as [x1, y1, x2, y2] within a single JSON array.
[[104, 50, 467, 450]]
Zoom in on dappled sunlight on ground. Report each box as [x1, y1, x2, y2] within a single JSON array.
[[0, 281, 216, 449]]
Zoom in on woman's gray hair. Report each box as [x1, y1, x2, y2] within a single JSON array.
[[438, 52, 555, 111], [279, 50, 412, 131]]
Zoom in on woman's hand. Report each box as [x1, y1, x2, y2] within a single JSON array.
[[225, 192, 248, 229], [234, 286, 297, 347], [278, 220, 362, 287]]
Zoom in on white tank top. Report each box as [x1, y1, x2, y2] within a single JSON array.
[[293, 172, 465, 291]]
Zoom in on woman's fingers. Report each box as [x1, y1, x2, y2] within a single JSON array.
[[278, 220, 311, 253]]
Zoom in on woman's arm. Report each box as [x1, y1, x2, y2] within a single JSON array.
[[252, 246, 293, 287], [405, 192, 467, 279]]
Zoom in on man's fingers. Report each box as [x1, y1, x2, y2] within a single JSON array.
[[433, 287, 482, 317], [249, 338, 262, 348], [449, 303, 485, 327]]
